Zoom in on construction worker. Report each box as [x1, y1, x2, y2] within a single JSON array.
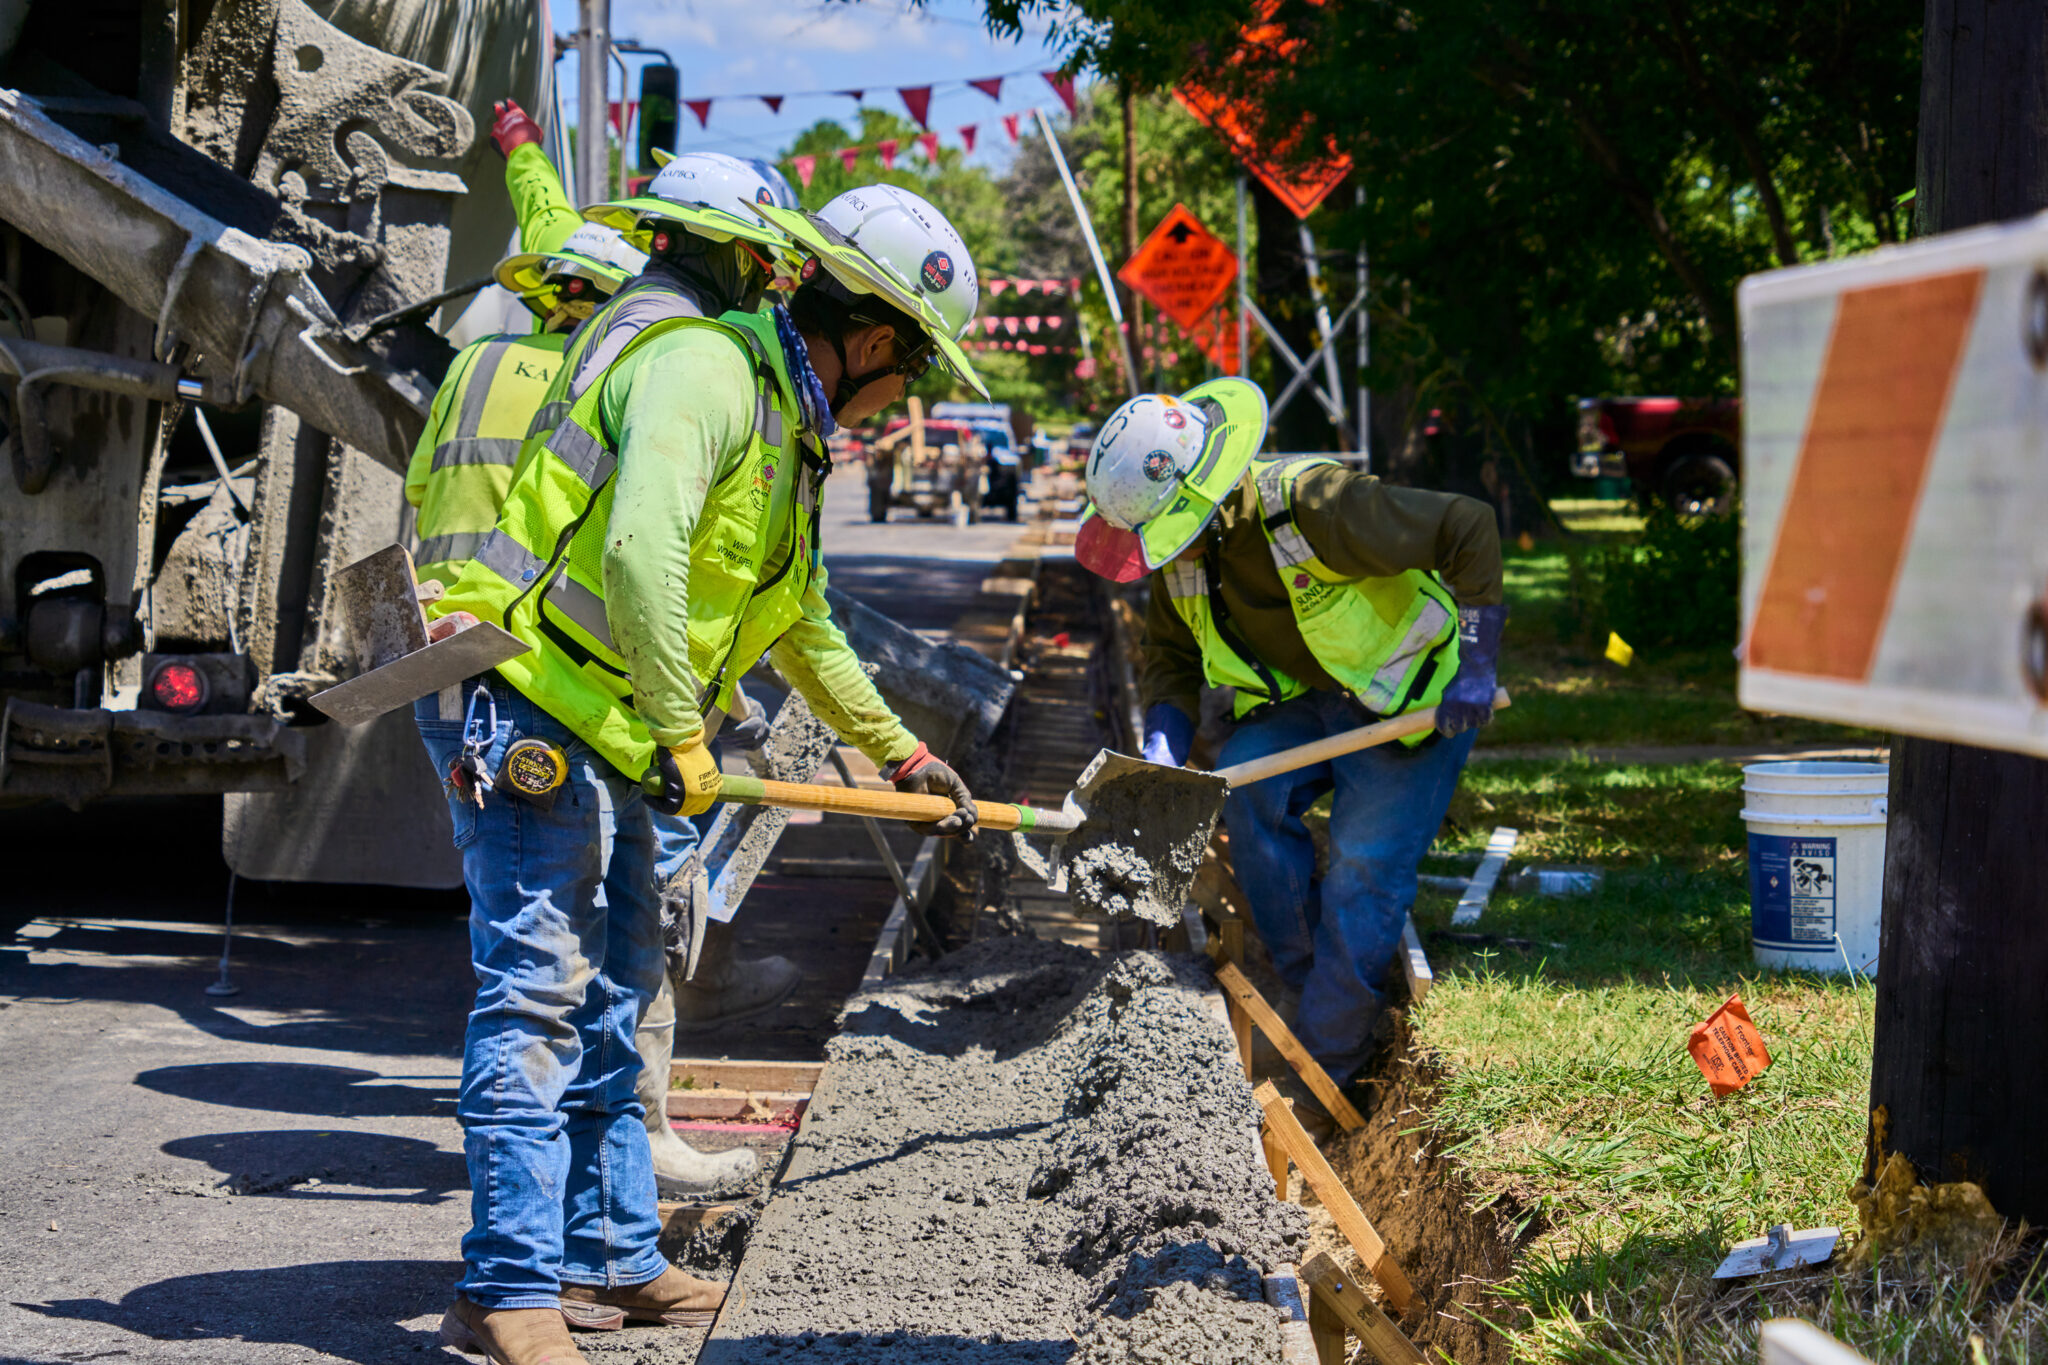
[[1076, 381, 1506, 1141], [406, 225, 646, 590], [421, 182, 986, 1364], [491, 98, 583, 258]]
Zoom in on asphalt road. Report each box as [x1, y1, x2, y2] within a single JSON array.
[[0, 461, 1033, 1365]]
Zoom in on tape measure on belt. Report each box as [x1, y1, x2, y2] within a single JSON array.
[[500, 737, 568, 798]]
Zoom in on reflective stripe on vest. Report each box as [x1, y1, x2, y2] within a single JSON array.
[[1166, 457, 1459, 731], [413, 333, 563, 585], [567, 284, 706, 399], [435, 308, 817, 780]]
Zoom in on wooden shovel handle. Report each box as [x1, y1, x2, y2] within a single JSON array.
[[1211, 688, 1510, 788], [715, 774, 1082, 834]]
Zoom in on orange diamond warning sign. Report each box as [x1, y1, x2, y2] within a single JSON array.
[[1117, 204, 1239, 335], [1688, 995, 1773, 1097]]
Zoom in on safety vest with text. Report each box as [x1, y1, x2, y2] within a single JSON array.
[[1162, 456, 1460, 743], [404, 332, 566, 589], [435, 307, 824, 781]]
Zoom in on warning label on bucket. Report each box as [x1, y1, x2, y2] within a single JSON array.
[[1750, 835, 1837, 948]]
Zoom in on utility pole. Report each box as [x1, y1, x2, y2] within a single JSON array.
[[1866, 0, 2048, 1223], [1120, 84, 1146, 388], [576, 0, 611, 206]]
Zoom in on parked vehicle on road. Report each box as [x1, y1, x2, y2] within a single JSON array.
[[1575, 396, 1741, 515], [931, 401, 1023, 522]]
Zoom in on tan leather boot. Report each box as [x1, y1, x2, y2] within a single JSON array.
[[558, 1265, 726, 1330], [438, 1297, 588, 1365]]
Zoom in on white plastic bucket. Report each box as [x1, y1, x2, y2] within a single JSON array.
[[1740, 762, 1889, 975]]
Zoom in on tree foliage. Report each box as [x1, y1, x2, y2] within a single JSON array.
[[983, 0, 1921, 452]]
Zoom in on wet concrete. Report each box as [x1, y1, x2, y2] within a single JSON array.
[[1063, 758, 1225, 930], [703, 939, 1307, 1362]]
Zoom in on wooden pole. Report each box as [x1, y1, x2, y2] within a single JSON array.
[[1865, 0, 2048, 1222], [1120, 83, 1147, 387]]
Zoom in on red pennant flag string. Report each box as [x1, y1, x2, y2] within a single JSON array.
[[837, 146, 861, 173], [1042, 71, 1077, 115], [1025, 316, 1041, 333], [969, 77, 1004, 101], [1002, 112, 1021, 144], [989, 279, 1009, 297], [877, 138, 899, 169], [899, 86, 933, 128], [836, 89, 864, 102], [1016, 279, 1037, 295], [958, 124, 978, 153], [761, 95, 784, 114], [916, 132, 940, 161], [685, 99, 712, 128], [791, 154, 817, 189]]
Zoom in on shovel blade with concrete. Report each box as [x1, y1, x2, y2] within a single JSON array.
[[1049, 688, 1513, 929]]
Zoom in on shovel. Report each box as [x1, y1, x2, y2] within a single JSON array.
[[685, 688, 1508, 929]]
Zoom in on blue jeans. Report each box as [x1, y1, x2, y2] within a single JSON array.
[[415, 681, 669, 1308], [1219, 689, 1476, 1085]]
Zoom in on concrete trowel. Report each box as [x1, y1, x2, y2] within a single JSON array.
[[683, 688, 1508, 929]]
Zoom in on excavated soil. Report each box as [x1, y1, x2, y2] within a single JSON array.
[[1296, 1018, 1526, 1365], [699, 939, 1309, 1362]]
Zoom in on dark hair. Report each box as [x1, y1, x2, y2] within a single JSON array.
[[787, 279, 924, 353]]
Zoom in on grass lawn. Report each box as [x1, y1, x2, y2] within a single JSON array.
[[1377, 501, 2043, 1362], [1482, 502, 1878, 751], [1410, 760, 2045, 1363]]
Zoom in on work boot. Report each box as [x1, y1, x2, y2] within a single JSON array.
[[635, 975, 759, 1198], [673, 920, 801, 1031], [558, 1265, 726, 1331], [438, 1297, 587, 1365]]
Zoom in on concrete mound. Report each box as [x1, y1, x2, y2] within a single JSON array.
[[699, 939, 1307, 1362]]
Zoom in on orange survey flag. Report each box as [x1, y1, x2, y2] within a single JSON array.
[[1688, 995, 1773, 1097]]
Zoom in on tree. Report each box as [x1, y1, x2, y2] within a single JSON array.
[[1866, 0, 2048, 1226]]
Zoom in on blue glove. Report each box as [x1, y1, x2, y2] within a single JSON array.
[[1141, 702, 1194, 767], [1436, 604, 1507, 736]]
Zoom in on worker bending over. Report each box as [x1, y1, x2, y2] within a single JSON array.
[[1077, 381, 1505, 1140], [421, 179, 986, 1365]]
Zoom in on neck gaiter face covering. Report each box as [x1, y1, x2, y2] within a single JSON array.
[[643, 237, 763, 316], [771, 304, 837, 438]]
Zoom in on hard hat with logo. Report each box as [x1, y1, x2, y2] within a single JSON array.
[[1073, 379, 1271, 583], [495, 222, 648, 321], [747, 158, 801, 210], [744, 184, 987, 398], [582, 150, 793, 252]]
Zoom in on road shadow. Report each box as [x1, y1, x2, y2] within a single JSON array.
[[161, 1128, 466, 1202], [17, 1258, 460, 1364], [136, 1062, 456, 1118]]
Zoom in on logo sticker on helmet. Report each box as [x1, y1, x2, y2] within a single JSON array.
[[1161, 408, 1187, 430], [801, 257, 819, 282], [756, 187, 774, 203], [1142, 450, 1177, 482], [920, 250, 954, 293]]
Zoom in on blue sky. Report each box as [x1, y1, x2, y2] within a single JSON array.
[[549, 0, 1084, 172]]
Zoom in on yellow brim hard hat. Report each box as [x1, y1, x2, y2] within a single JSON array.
[[581, 196, 793, 253], [745, 201, 989, 400]]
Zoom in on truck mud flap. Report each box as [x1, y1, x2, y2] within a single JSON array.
[[0, 699, 305, 807]]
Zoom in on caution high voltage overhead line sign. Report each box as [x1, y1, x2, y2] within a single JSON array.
[[1738, 213, 2048, 757]]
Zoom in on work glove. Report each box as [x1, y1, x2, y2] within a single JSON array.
[[644, 738, 721, 817], [1436, 603, 1508, 737], [490, 99, 543, 158], [882, 741, 977, 839], [725, 688, 772, 753], [1140, 701, 1194, 768]]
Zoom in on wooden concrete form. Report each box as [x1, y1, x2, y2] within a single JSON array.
[[1265, 1264, 1325, 1365], [1301, 1251, 1427, 1365], [1254, 1080, 1417, 1314], [1450, 826, 1519, 927], [1400, 913, 1434, 1003], [1212, 952, 1366, 1132]]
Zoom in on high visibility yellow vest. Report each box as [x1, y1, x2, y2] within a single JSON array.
[[1162, 457, 1460, 744], [406, 332, 567, 588], [434, 306, 823, 781]]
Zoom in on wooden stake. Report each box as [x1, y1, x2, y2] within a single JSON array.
[[1227, 993, 1254, 1080], [1213, 956, 1366, 1131], [1260, 1119, 1290, 1201], [1307, 1281, 1348, 1365], [1255, 1080, 1416, 1313], [1302, 1252, 1428, 1365]]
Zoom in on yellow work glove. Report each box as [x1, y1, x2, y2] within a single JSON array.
[[643, 739, 721, 817]]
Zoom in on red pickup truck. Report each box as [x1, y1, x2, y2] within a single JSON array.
[[1574, 396, 1740, 515]]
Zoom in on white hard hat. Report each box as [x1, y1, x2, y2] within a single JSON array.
[[1076, 379, 1271, 582], [495, 223, 648, 324], [582, 151, 791, 250], [745, 184, 986, 396], [747, 158, 801, 210]]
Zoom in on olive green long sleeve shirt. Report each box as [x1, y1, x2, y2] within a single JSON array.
[[1140, 464, 1503, 721], [598, 327, 917, 765]]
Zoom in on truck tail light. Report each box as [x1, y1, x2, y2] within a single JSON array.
[[148, 660, 208, 713]]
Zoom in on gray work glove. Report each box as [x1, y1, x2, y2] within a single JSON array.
[[881, 741, 978, 840]]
